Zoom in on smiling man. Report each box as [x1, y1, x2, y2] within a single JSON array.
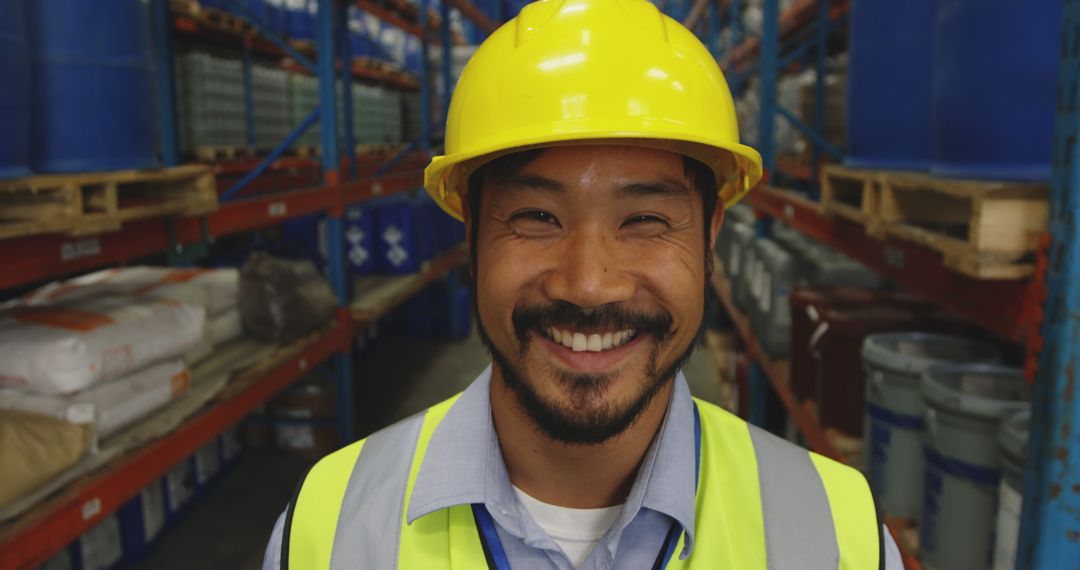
[[264, 0, 901, 568]]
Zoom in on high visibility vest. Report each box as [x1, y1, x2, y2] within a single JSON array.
[[283, 395, 881, 569]]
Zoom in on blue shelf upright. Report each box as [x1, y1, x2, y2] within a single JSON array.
[[1018, 0, 1080, 565]]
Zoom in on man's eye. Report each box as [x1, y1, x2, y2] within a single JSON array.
[[511, 211, 558, 225], [622, 214, 667, 227]]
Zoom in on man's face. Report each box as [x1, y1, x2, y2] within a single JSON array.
[[471, 145, 716, 445]]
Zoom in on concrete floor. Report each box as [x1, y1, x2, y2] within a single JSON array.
[[133, 329, 719, 569]]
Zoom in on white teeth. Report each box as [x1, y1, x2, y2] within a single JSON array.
[[550, 328, 638, 351]]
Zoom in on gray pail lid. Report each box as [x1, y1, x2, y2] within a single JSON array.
[[861, 332, 1001, 375], [921, 364, 1031, 420], [1000, 409, 1031, 463]]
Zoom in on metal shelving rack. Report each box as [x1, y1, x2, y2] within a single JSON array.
[[689, 0, 1077, 567], [0, 1, 502, 566]]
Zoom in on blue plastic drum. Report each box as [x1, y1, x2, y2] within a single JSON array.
[[846, 0, 938, 170], [27, 0, 158, 173], [932, 0, 1063, 180], [0, 0, 30, 179]]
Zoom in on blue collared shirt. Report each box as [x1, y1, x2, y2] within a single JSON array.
[[264, 365, 903, 569]]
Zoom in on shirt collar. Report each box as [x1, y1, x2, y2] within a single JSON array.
[[406, 365, 699, 558]]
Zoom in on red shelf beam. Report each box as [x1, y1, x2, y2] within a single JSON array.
[[728, 0, 850, 74], [354, 0, 429, 40], [747, 186, 1043, 346], [0, 326, 346, 569], [0, 170, 424, 292], [446, 0, 500, 34], [711, 272, 923, 569], [710, 272, 843, 462], [172, 14, 422, 89]]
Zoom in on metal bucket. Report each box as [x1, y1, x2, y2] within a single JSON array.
[[919, 365, 1030, 569], [862, 332, 1000, 519], [992, 410, 1030, 570]]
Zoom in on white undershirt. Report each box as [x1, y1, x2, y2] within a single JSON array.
[[513, 485, 623, 569]]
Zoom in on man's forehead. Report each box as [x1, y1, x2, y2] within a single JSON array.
[[485, 145, 692, 195]]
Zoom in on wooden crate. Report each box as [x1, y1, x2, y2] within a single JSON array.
[[0, 165, 217, 240], [820, 164, 887, 236], [879, 172, 1048, 279]]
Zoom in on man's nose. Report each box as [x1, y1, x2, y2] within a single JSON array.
[[541, 227, 635, 310]]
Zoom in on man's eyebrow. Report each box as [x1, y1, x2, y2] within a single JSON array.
[[490, 174, 567, 193], [617, 178, 692, 199]]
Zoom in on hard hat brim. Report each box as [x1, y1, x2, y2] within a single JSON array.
[[425, 132, 763, 221]]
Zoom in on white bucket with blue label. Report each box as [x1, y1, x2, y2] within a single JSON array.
[[862, 332, 1000, 520]]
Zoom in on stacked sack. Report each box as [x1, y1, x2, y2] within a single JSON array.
[[0, 266, 240, 510]]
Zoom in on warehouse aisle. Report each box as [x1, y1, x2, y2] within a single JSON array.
[[131, 329, 719, 569]]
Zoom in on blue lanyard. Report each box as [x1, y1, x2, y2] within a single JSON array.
[[473, 403, 703, 570]]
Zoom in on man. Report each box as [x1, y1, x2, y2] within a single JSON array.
[[265, 0, 903, 567]]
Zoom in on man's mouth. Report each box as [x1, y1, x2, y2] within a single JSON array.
[[538, 327, 640, 352]]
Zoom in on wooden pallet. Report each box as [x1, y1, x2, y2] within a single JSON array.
[[820, 164, 888, 236], [192, 146, 255, 162], [355, 143, 404, 157], [199, 5, 254, 33], [288, 146, 322, 159], [820, 165, 1049, 279], [879, 173, 1048, 279], [0, 165, 217, 240]]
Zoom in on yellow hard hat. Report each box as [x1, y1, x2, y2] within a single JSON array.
[[424, 0, 764, 221]]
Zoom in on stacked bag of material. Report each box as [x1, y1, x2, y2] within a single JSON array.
[[0, 267, 240, 510]]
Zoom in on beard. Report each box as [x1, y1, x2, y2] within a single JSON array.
[[474, 297, 700, 446]]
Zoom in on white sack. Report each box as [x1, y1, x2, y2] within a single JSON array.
[[0, 359, 191, 439], [0, 296, 204, 395], [22, 266, 239, 315], [208, 308, 243, 345]]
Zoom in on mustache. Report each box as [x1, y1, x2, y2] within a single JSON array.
[[511, 300, 674, 344]]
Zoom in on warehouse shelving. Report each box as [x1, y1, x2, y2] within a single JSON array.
[[0, 241, 469, 568], [710, 269, 924, 570], [709, 0, 1079, 565], [351, 243, 468, 325], [709, 269, 838, 459], [0, 0, 498, 564], [0, 324, 345, 568], [746, 185, 1048, 378]]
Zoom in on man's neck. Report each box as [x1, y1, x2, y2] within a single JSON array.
[[489, 367, 673, 509]]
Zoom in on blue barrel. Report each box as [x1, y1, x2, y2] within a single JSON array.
[[846, 0, 937, 170], [245, 0, 270, 29], [287, 0, 315, 40], [27, 0, 158, 173], [932, 0, 1063, 180], [0, 0, 30, 179]]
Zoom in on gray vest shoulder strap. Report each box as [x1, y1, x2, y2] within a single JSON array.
[[748, 424, 840, 570], [329, 411, 426, 570]]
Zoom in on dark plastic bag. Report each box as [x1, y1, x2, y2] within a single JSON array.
[[238, 253, 337, 342]]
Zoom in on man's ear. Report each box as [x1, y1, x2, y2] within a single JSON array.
[[708, 203, 726, 257]]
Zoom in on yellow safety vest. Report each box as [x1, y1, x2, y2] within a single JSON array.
[[284, 395, 881, 569]]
